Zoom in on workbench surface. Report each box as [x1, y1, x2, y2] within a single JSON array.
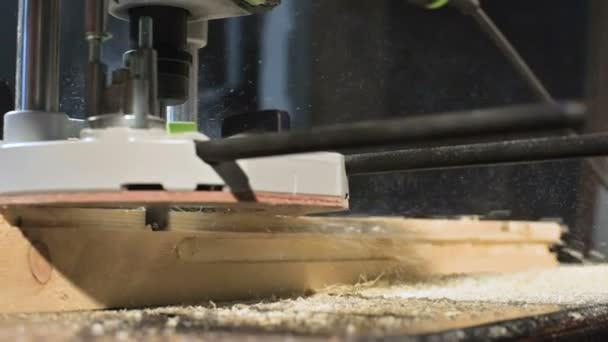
[[2, 265, 608, 341]]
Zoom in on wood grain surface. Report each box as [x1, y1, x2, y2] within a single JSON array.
[[0, 208, 562, 313]]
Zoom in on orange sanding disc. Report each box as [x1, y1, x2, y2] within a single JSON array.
[[0, 191, 349, 215]]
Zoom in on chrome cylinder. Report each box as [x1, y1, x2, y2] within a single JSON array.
[[85, 0, 109, 44], [86, 62, 107, 117], [85, 0, 110, 117], [15, 0, 62, 112], [130, 16, 158, 128]]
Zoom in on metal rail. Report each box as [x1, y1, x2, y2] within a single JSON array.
[[196, 101, 585, 162], [461, 0, 554, 103], [345, 133, 608, 175]]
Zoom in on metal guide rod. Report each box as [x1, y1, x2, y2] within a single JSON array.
[[196, 101, 585, 162], [85, 0, 110, 117], [462, 0, 554, 103], [85, 0, 109, 61], [463, 1, 608, 191], [131, 16, 157, 129], [16, 0, 62, 112], [345, 132, 608, 176]]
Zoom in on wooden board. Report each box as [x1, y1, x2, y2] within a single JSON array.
[[0, 208, 563, 313]]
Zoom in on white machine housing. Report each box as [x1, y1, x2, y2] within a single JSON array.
[[0, 128, 348, 200], [1, 0, 349, 208]]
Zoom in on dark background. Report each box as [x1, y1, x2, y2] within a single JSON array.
[[1, 0, 603, 255]]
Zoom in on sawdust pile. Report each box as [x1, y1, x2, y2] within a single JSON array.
[[363, 264, 608, 305], [2, 265, 608, 341]]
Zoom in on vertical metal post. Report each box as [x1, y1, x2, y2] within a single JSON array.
[[16, 0, 62, 112], [85, 0, 110, 117], [574, 0, 608, 257], [85, 0, 109, 61], [130, 16, 158, 129]]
